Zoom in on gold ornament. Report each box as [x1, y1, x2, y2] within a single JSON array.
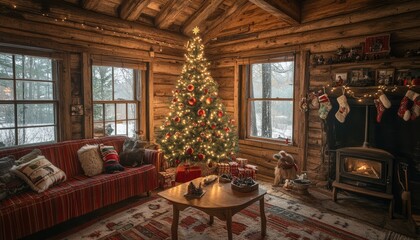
[[192, 26, 200, 35]]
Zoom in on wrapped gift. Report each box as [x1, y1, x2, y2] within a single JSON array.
[[235, 158, 248, 167], [175, 165, 201, 183], [218, 163, 230, 174], [159, 171, 176, 189], [229, 161, 239, 176], [238, 167, 256, 180], [245, 164, 258, 172]]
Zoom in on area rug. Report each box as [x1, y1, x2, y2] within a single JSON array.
[[61, 189, 414, 240]]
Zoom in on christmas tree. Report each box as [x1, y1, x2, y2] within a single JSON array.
[[157, 27, 238, 166]]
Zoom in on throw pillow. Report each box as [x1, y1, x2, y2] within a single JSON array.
[[119, 139, 145, 167], [15, 149, 42, 165], [99, 144, 124, 174], [10, 155, 67, 193], [0, 156, 15, 175], [77, 145, 103, 176]]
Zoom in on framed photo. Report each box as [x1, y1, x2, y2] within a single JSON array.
[[376, 68, 394, 86], [349, 68, 375, 87], [71, 104, 84, 116], [364, 34, 391, 55], [334, 72, 348, 86]]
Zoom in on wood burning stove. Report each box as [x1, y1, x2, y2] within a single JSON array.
[[332, 106, 395, 218]]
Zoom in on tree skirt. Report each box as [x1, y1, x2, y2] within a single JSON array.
[[62, 191, 413, 240]]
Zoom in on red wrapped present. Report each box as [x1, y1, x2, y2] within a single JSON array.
[[236, 158, 248, 167], [229, 161, 239, 176], [175, 165, 201, 183], [218, 163, 230, 174], [238, 167, 256, 180]]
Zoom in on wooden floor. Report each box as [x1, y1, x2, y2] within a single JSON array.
[[24, 181, 419, 239]]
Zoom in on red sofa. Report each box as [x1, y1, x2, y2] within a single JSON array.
[[0, 136, 162, 240]]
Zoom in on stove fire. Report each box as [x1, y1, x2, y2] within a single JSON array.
[[345, 157, 382, 179]]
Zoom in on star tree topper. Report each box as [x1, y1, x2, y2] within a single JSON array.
[[192, 26, 200, 35]]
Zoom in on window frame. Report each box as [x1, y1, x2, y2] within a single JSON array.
[[91, 61, 145, 138], [0, 51, 60, 148], [240, 54, 296, 144]]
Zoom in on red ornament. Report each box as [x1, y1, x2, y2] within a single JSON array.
[[204, 88, 208, 94], [173, 116, 180, 122], [224, 127, 230, 132], [165, 133, 171, 139], [217, 111, 223, 118], [197, 109, 206, 117], [196, 137, 202, 142], [200, 122, 206, 126], [197, 153, 205, 160], [207, 161, 213, 168], [173, 98, 178, 103], [186, 147, 194, 155], [205, 97, 212, 104], [188, 97, 197, 106], [187, 84, 195, 92], [175, 159, 180, 165], [211, 124, 216, 129]]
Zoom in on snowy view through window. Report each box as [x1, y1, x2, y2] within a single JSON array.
[[92, 65, 139, 138], [0, 53, 57, 148], [249, 61, 294, 141]]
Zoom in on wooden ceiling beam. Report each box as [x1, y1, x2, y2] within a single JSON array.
[[155, 0, 192, 30], [202, 0, 249, 44], [182, 0, 224, 36], [248, 0, 300, 26], [119, 0, 152, 21], [81, 0, 101, 10]]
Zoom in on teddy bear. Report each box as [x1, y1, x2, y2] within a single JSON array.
[[273, 150, 297, 186]]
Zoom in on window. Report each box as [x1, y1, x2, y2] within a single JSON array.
[[0, 53, 58, 148], [246, 57, 295, 142], [92, 65, 140, 138]]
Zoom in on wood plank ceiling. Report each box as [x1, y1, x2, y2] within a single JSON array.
[[67, 0, 302, 43]]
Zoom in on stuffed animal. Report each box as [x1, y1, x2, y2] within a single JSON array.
[[273, 150, 297, 186]]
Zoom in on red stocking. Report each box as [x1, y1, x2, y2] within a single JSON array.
[[374, 99, 386, 123]]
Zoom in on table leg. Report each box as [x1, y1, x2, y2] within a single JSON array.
[[209, 215, 214, 225], [260, 198, 267, 236], [172, 205, 179, 240], [226, 209, 232, 240]]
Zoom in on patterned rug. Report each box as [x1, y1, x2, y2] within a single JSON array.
[[61, 186, 415, 240]]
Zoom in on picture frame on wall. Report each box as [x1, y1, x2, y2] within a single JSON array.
[[349, 68, 375, 87], [376, 68, 395, 86], [334, 72, 348, 86], [364, 34, 391, 55]]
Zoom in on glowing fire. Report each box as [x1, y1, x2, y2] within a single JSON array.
[[357, 165, 368, 171]]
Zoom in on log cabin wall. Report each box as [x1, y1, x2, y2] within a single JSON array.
[[207, 0, 420, 182], [0, 0, 186, 141]]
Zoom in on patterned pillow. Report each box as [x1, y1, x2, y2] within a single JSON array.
[[15, 149, 42, 165], [10, 155, 67, 193], [99, 144, 124, 173], [77, 145, 104, 177]]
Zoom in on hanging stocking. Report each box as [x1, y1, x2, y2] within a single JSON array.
[[335, 95, 350, 123], [374, 99, 386, 123], [308, 92, 319, 109], [378, 92, 391, 109], [398, 90, 417, 121], [410, 94, 420, 120], [318, 93, 332, 120]]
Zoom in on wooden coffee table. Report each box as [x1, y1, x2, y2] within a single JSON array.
[[158, 177, 267, 240]]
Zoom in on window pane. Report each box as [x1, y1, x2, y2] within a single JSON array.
[[105, 104, 115, 121], [251, 62, 294, 99], [0, 129, 15, 148], [128, 103, 136, 119], [0, 54, 13, 79], [128, 120, 136, 138], [114, 67, 134, 100], [116, 120, 127, 135], [16, 81, 53, 100], [93, 104, 103, 121], [24, 56, 52, 80], [92, 66, 112, 100], [15, 55, 23, 79], [116, 103, 126, 120], [18, 126, 55, 145], [0, 104, 14, 128], [17, 104, 55, 127], [249, 100, 293, 140], [94, 122, 104, 137], [0, 80, 14, 100], [105, 122, 115, 136]]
